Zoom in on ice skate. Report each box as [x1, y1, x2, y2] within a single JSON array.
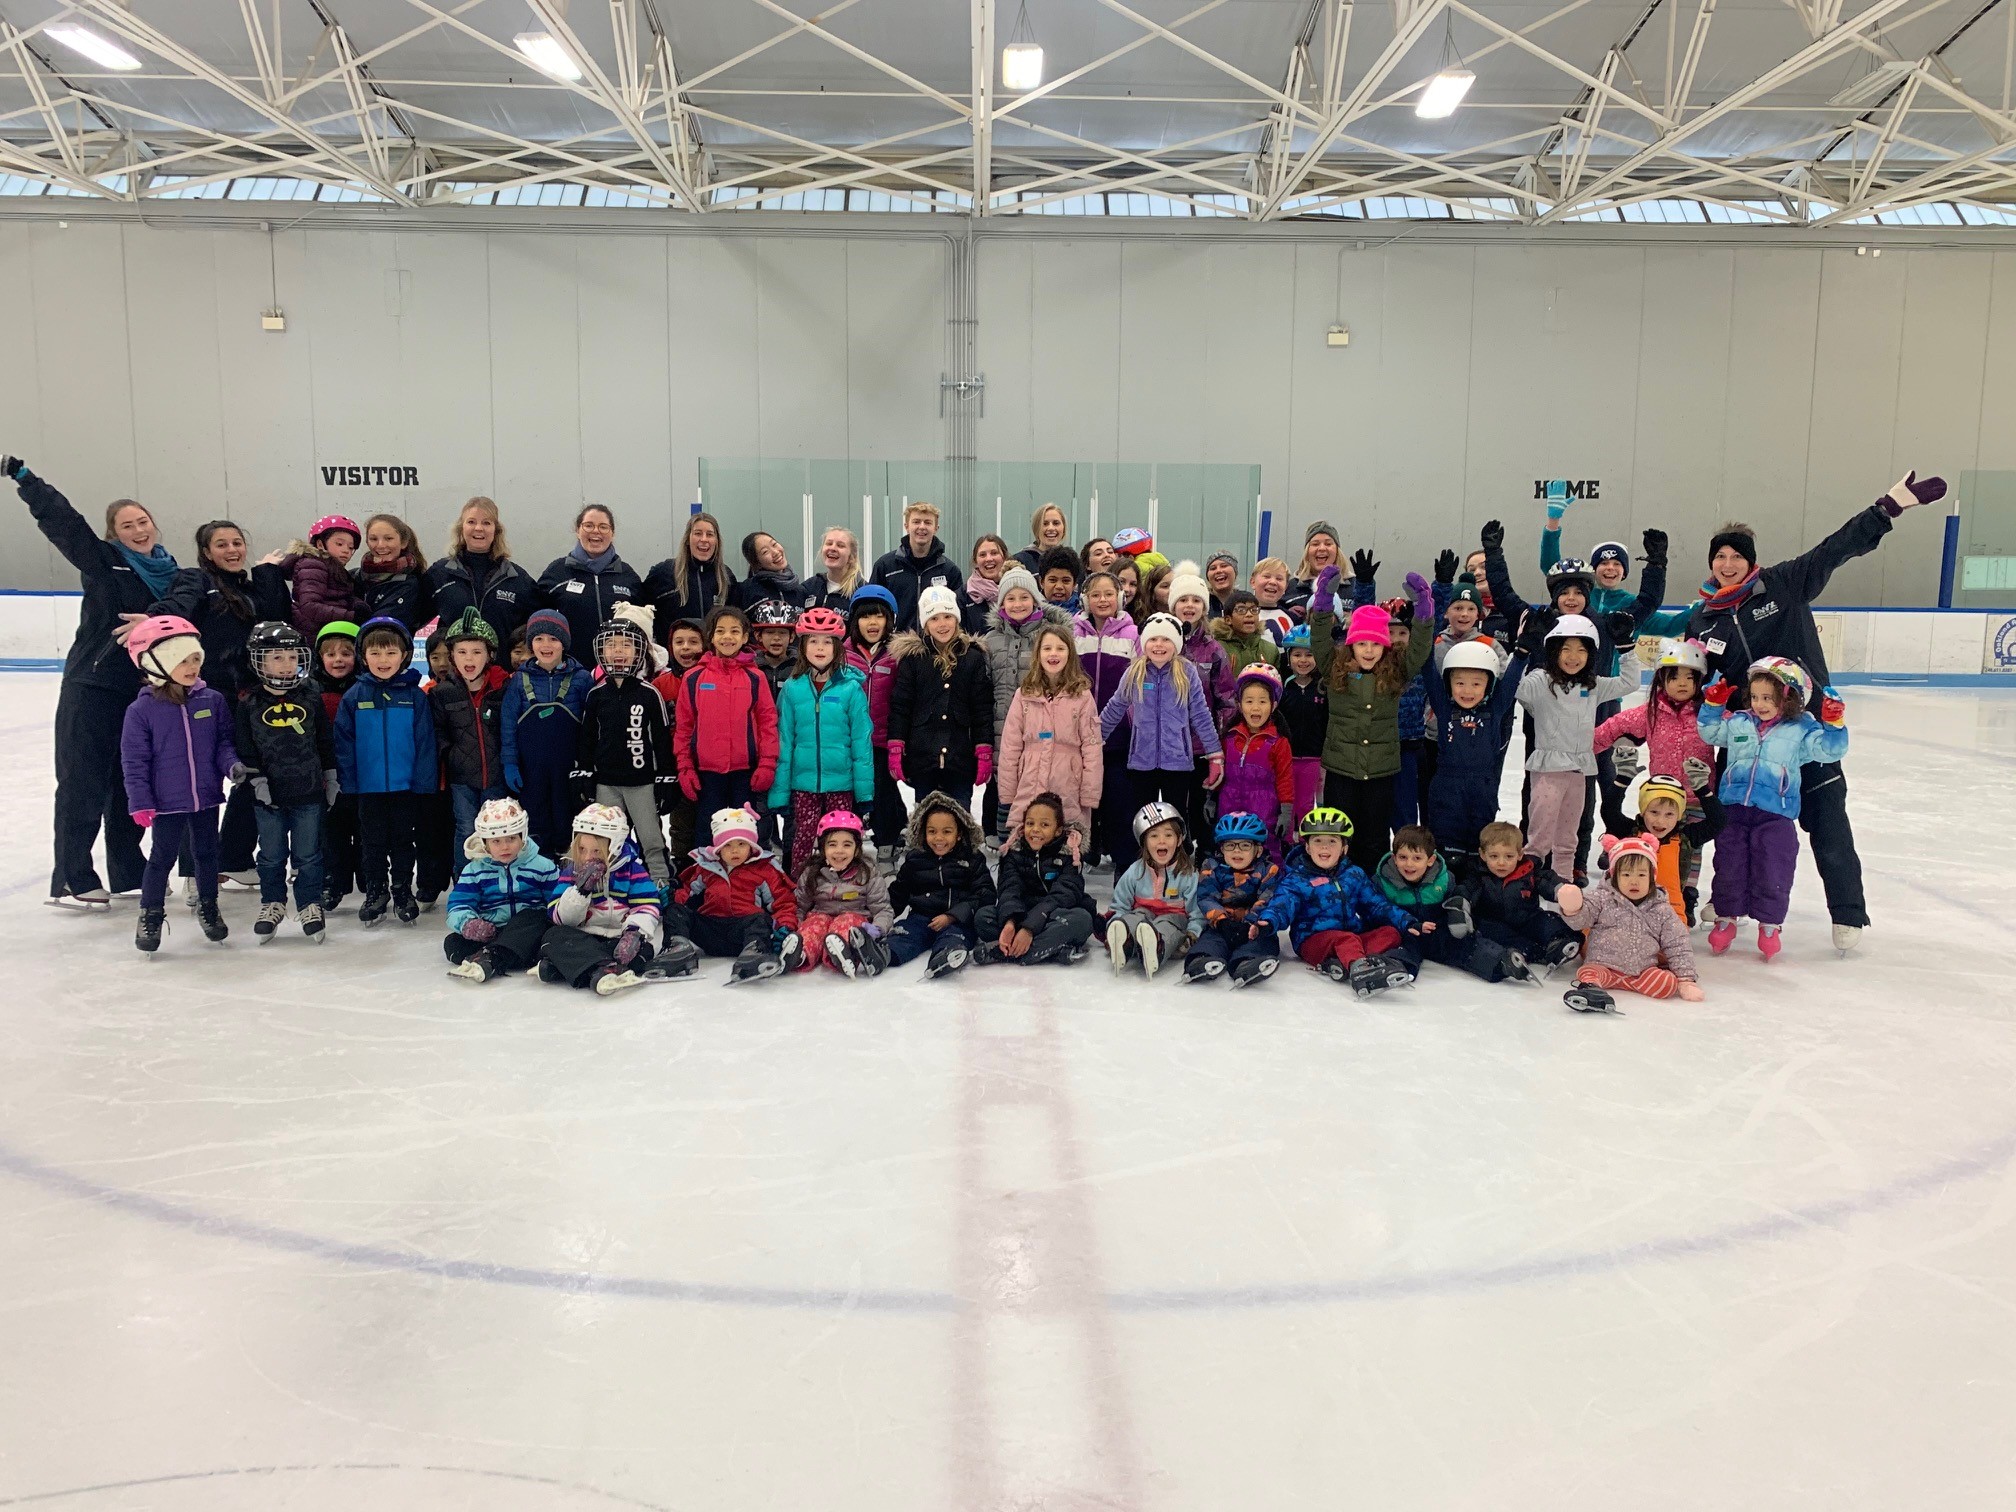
[[254, 901, 286, 942], [134, 907, 166, 955], [924, 942, 967, 978], [1832, 923, 1861, 957], [1317, 957, 1350, 985], [1347, 957, 1387, 997], [358, 889, 389, 928], [1707, 917, 1738, 955], [1543, 938, 1581, 979], [220, 869, 258, 888], [1501, 948, 1538, 985], [392, 887, 419, 925], [776, 932, 806, 973], [447, 952, 496, 983], [727, 942, 782, 984], [195, 896, 229, 944], [593, 964, 646, 996], [1564, 984, 1623, 1014], [46, 888, 110, 913], [828, 931, 860, 977], [1135, 920, 1161, 979], [969, 940, 1004, 967], [1370, 953, 1416, 991], [846, 926, 890, 978], [1229, 956, 1277, 989], [415, 890, 439, 913], [1106, 918, 1130, 973], [1758, 924, 1783, 962], [298, 904, 325, 942], [1184, 954, 1225, 983], [640, 938, 700, 981]]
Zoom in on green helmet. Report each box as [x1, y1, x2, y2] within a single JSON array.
[[1297, 805, 1355, 839], [316, 619, 361, 645], [442, 607, 498, 651]]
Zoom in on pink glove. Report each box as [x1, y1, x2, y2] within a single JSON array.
[[1204, 755, 1224, 791], [887, 741, 906, 783], [975, 744, 994, 786], [573, 857, 608, 893], [131, 809, 155, 829], [680, 772, 700, 803], [613, 929, 643, 966], [460, 917, 498, 942]]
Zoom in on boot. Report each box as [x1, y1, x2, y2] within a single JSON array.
[[846, 925, 890, 977], [1564, 983, 1622, 1014], [1135, 919, 1161, 979], [593, 963, 646, 996], [255, 901, 287, 942], [392, 887, 419, 926], [298, 904, 326, 943], [447, 951, 497, 983], [728, 940, 782, 985], [1184, 954, 1225, 984], [196, 896, 229, 944], [1757, 924, 1783, 962], [925, 940, 968, 978], [1707, 917, 1738, 955], [641, 937, 700, 980], [777, 931, 806, 973], [1105, 918, 1130, 973], [1229, 955, 1277, 989], [358, 888, 389, 928], [135, 907, 166, 954]]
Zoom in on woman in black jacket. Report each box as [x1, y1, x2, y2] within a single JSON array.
[[535, 504, 643, 653], [423, 497, 539, 644], [152, 518, 295, 878], [641, 510, 736, 648], [6, 456, 169, 906], [728, 531, 802, 611]]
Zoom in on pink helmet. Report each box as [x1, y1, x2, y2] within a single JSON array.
[[310, 514, 361, 546], [125, 614, 203, 683], [795, 606, 847, 638], [815, 809, 864, 842], [1235, 662, 1282, 701]]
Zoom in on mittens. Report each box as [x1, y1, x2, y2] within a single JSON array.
[[1543, 482, 1570, 525], [574, 857, 608, 893], [1405, 571, 1433, 625], [974, 744, 994, 786], [613, 928, 644, 966], [131, 808, 156, 829], [1881, 470, 1947, 516], [1818, 688, 1846, 727], [1702, 678, 1732, 708], [1609, 736, 1641, 786], [1682, 755, 1714, 791], [323, 769, 340, 805], [1312, 564, 1341, 607], [1443, 894, 1473, 939], [460, 917, 498, 942], [1204, 755, 1224, 790], [886, 740, 906, 783], [252, 775, 273, 807]]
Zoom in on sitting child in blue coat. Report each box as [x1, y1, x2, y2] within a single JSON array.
[[1254, 806, 1421, 998], [444, 796, 559, 983], [1186, 810, 1284, 988]]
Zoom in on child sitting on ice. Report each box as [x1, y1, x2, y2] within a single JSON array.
[[539, 803, 688, 995], [1253, 806, 1421, 998], [779, 808, 894, 978], [1555, 834, 1703, 1013], [443, 797, 558, 982], [1443, 821, 1581, 982], [1186, 811, 1284, 987], [666, 804, 799, 984]]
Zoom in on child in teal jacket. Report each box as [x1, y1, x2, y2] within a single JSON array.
[[768, 610, 875, 870]]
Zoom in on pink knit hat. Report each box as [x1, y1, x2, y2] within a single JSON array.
[[1343, 605, 1392, 648], [710, 805, 762, 851]]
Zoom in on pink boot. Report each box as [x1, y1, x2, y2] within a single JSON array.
[[1757, 925, 1782, 962], [1708, 917, 1738, 955]]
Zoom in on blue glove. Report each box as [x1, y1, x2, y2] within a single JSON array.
[[1545, 479, 1570, 525]]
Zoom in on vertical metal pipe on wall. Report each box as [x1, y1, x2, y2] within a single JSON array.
[[944, 219, 980, 543]]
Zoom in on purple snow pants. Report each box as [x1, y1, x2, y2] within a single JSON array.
[[1710, 803, 1800, 926]]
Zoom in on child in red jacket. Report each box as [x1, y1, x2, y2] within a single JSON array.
[[672, 605, 780, 822], [665, 804, 798, 984]]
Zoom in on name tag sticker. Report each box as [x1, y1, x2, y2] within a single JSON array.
[[565, 581, 585, 594], [1705, 637, 1725, 655]]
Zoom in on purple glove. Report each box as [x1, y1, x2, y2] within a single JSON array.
[[573, 857, 608, 893], [460, 917, 498, 942], [1881, 470, 1947, 516], [1312, 563, 1341, 610], [613, 928, 643, 966], [1404, 570, 1433, 625]]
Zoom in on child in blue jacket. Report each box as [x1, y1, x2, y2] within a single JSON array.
[[444, 796, 559, 982], [1254, 806, 1421, 997], [501, 608, 591, 858], [1105, 799, 1205, 980], [1698, 657, 1850, 961], [335, 616, 438, 927], [1186, 810, 1283, 987], [1421, 640, 1526, 858]]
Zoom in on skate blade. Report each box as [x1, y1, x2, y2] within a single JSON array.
[[45, 896, 110, 912], [1564, 995, 1623, 1015], [725, 961, 782, 986]]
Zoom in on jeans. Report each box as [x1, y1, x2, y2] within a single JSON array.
[[888, 915, 973, 966], [254, 800, 326, 909]]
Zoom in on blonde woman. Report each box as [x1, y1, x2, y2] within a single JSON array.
[[1014, 502, 1071, 574], [642, 510, 737, 642], [800, 525, 864, 611], [425, 496, 539, 641]]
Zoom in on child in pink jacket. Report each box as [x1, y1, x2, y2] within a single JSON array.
[[997, 624, 1103, 836]]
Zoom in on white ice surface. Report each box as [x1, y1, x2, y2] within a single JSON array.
[[1, 672, 2012, 1510]]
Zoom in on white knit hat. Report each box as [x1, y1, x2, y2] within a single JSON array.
[[1167, 573, 1209, 609], [1140, 612, 1185, 651], [918, 584, 960, 623]]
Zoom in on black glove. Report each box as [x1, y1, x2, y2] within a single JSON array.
[[1480, 519, 1504, 553], [1, 456, 24, 482], [1434, 549, 1458, 585], [1606, 611, 1636, 646], [654, 773, 681, 815], [1350, 548, 1379, 584], [570, 767, 596, 807], [1641, 527, 1668, 566]]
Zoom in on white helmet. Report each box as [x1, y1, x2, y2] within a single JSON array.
[[1655, 637, 1709, 675], [570, 803, 631, 845], [1441, 639, 1501, 684], [1545, 613, 1601, 645], [1132, 799, 1185, 843], [463, 796, 530, 859]]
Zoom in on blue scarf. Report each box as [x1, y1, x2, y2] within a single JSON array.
[[568, 543, 619, 573], [115, 540, 180, 600]]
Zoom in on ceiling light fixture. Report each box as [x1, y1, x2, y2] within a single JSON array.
[[45, 24, 142, 71], [1001, 1, 1043, 92], [514, 30, 584, 83], [1415, 15, 1474, 120]]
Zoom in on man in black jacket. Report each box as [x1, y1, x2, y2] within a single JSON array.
[[871, 502, 965, 631], [1679, 469, 1945, 952]]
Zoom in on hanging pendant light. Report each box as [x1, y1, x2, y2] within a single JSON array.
[[1416, 14, 1474, 120], [1001, 0, 1043, 92]]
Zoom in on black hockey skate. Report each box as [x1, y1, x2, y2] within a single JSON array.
[[640, 937, 700, 981], [195, 896, 229, 944], [135, 907, 166, 955], [1229, 956, 1278, 989], [925, 941, 968, 978], [1183, 954, 1225, 983], [727, 941, 782, 984], [1563, 984, 1623, 1015], [358, 889, 389, 928], [844, 925, 890, 978]]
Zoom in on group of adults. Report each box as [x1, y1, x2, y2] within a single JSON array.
[[14, 456, 1912, 945]]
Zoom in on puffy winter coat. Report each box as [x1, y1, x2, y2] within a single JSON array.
[[1210, 622, 1277, 671], [1196, 856, 1282, 923], [1373, 851, 1454, 929], [120, 683, 238, 816], [728, 565, 803, 614], [1424, 650, 1525, 785], [640, 557, 732, 645], [768, 667, 874, 809], [316, 668, 354, 729], [17, 470, 159, 696], [1276, 674, 1328, 760], [1308, 604, 1435, 780], [985, 603, 1076, 740], [1593, 690, 1714, 796], [1218, 720, 1294, 825], [993, 835, 1088, 932], [1098, 660, 1222, 773], [285, 550, 365, 640], [550, 837, 662, 947], [1180, 623, 1237, 731], [151, 563, 295, 704], [1562, 877, 1698, 980], [1455, 853, 1562, 934], [671, 652, 779, 793], [424, 551, 538, 643], [335, 668, 438, 796], [998, 688, 1103, 833], [846, 640, 898, 746], [1073, 611, 1139, 706], [235, 683, 335, 808], [354, 554, 432, 632], [501, 658, 592, 791], [432, 664, 509, 790], [1516, 669, 1641, 774], [886, 633, 994, 785], [795, 861, 894, 932], [871, 536, 965, 630], [1633, 798, 1723, 921], [579, 675, 672, 785], [535, 550, 643, 655], [1110, 861, 1204, 937], [890, 802, 996, 927], [448, 836, 560, 928], [1697, 704, 1849, 820], [1480, 540, 1637, 667], [1254, 845, 1416, 948], [675, 842, 799, 928]]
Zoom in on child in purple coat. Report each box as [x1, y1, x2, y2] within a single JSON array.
[[1217, 663, 1296, 856], [1098, 612, 1223, 829], [119, 615, 239, 952]]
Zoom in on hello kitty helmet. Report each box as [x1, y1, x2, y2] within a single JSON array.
[[125, 615, 204, 684]]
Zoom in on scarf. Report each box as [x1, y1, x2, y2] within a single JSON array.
[[360, 552, 415, 579], [1697, 567, 1760, 614], [115, 540, 181, 600], [1049, 593, 1082, 618], [966, 573, 1001, 606], [568, 542, 620, 572]]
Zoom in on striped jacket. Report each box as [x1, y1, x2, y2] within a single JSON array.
[[447, 837, 561, 930], [549, 837, 663, 947]]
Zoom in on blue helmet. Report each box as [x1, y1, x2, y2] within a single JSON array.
[[1281, 624, 1311, 651], [849, 584, 899, 619], [1214, 811, 1270, 846]]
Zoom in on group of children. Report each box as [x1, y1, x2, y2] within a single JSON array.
[[111, 501, 1854, 1013]]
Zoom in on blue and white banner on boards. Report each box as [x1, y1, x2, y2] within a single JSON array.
[[1984, 615, 2016, 673]]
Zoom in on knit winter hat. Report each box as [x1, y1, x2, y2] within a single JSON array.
[[997, 566, 1040, 605], [1304, 519, 1339, 545], [1591, 540, 1630, 576], [1343, 604, 1392, 647], [1168, 572, 1210, 610], [1708, 525, 1756, 569], [917, 584, 961, 623], [1601, 831, 1659, 871], [1140, 612, 1185, 651], [1206, 551, 1239, 574], [1447, 583, 1485, 610], [525, 608, 572, 655], [710, 805, 762, 851]]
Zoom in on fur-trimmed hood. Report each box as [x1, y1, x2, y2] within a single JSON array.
[[904, 789, 985, 852]]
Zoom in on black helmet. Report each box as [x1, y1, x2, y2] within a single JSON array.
[[248, 620, 311, 689], [750, 599, 799, 629], [1546, 558, 1595, 598]]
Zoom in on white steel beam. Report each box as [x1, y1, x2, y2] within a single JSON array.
[[972, 0, 994, 213]]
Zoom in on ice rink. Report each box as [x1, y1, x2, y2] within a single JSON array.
[[2, 670, 2012, 1510]]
